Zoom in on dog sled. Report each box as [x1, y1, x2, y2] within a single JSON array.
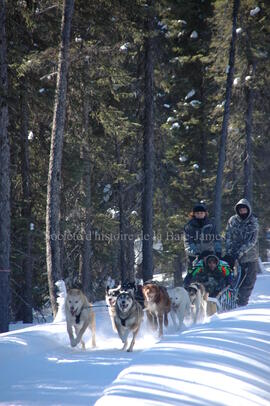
[[207, 265, 242, 315]]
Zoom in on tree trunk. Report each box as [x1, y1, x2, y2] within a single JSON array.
[[0, 0, 10, 333], [142, 2, 155, 283], [46, 0, 74, 316], [79, 94, 93, 301], [173, 255, 183, 287], [118, 187, 126, 284], [244, 63, 256, 204], [214, 0, 240, 233], [20, 90, 33, 323], [114, 138, 127, 284], [125, 220, 135, 282]]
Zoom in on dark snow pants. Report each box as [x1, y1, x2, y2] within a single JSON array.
[[237, 261, 258, 306]]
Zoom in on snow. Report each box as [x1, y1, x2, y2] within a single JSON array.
[[134, 238, 163, 267], [233, 77, 240, 86], [185, 89, 195, 101], [250, 6, 260, 17], [1, 274, 270, 405], [157, 22, 168, 32], [170, 122, 180, 130], [119, 43, 130, 52], [103, 184, 112, 202], [190, 99, 201, 108], [177, 20, 187, 25], [216, 100, 225, 109], [179, 155, 188, 163], [190, 31, 198, 39], [54, 281, 67, 323], [28, 130, 34, 140], [107, 208, 119, 219]]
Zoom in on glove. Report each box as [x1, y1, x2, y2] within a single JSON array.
[[237, 251, 244, 260], [222, 254, 235, 269], [192, 256, 199, 267]]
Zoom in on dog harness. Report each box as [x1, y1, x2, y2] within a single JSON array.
[[75, 305, 91, 324], [119, 303, 136, 326]]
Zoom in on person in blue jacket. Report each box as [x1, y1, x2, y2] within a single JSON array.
[[184, 203, 222, 268]]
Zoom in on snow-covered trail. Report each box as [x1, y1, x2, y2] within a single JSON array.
[[0, 304, 157, 406], [96, 274, 270, 406], [1, 273, 270, 406]]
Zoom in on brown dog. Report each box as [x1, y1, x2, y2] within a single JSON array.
[[142, 283, 171, 337]]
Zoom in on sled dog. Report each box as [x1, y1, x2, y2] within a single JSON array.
[[187, 282, 207, 323], [168, 286, 191, 330], [105, 285, 121, 332], [115, 290, 143, 352], [121, 281, 145, 309], [65, 288, 96, 349], [142, 283, 171, 337]]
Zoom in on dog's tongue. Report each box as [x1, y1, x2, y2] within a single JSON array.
[[71, 309, 76, 316]]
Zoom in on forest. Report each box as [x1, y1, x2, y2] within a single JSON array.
[[0, 0, 270, 332]]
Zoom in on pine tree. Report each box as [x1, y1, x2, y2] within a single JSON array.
[[46, 0, 74, 316], [0, 0, 11, 333], [142, 1, 155, 283], [20, 90, 33, 323], [214, 0, 240, 233]]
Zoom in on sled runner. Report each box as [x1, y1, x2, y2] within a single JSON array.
[[207, 265, 242, 314]]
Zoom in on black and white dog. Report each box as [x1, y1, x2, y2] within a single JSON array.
[[114, 290, 143, 352], [121, 281, 145, 309], [105, 285, 121, 332]]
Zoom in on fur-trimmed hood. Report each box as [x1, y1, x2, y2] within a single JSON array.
[[204, 254, 219, 266], [235, 198, 252, 219]]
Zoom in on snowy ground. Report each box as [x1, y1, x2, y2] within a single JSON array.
[[1, 273, 270, 406]]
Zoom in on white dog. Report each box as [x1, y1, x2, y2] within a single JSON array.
[[187, 283, 207, 324], [168, 286, 191, 330], [65, 288, 96, 349]]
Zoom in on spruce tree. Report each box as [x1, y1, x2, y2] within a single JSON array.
[[0, 0, 10, 333]]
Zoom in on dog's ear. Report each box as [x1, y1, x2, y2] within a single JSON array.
[[128, 289, 135, 298]]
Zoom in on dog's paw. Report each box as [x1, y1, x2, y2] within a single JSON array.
[[70, 338, 77, 347]]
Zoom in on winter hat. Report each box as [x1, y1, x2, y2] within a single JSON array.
[[193, 203, 207, 213]]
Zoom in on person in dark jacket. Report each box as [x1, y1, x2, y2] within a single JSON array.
[[184, 203, 222, 268], [184, 253, 232, 296], [225, 198, 259, 307]]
